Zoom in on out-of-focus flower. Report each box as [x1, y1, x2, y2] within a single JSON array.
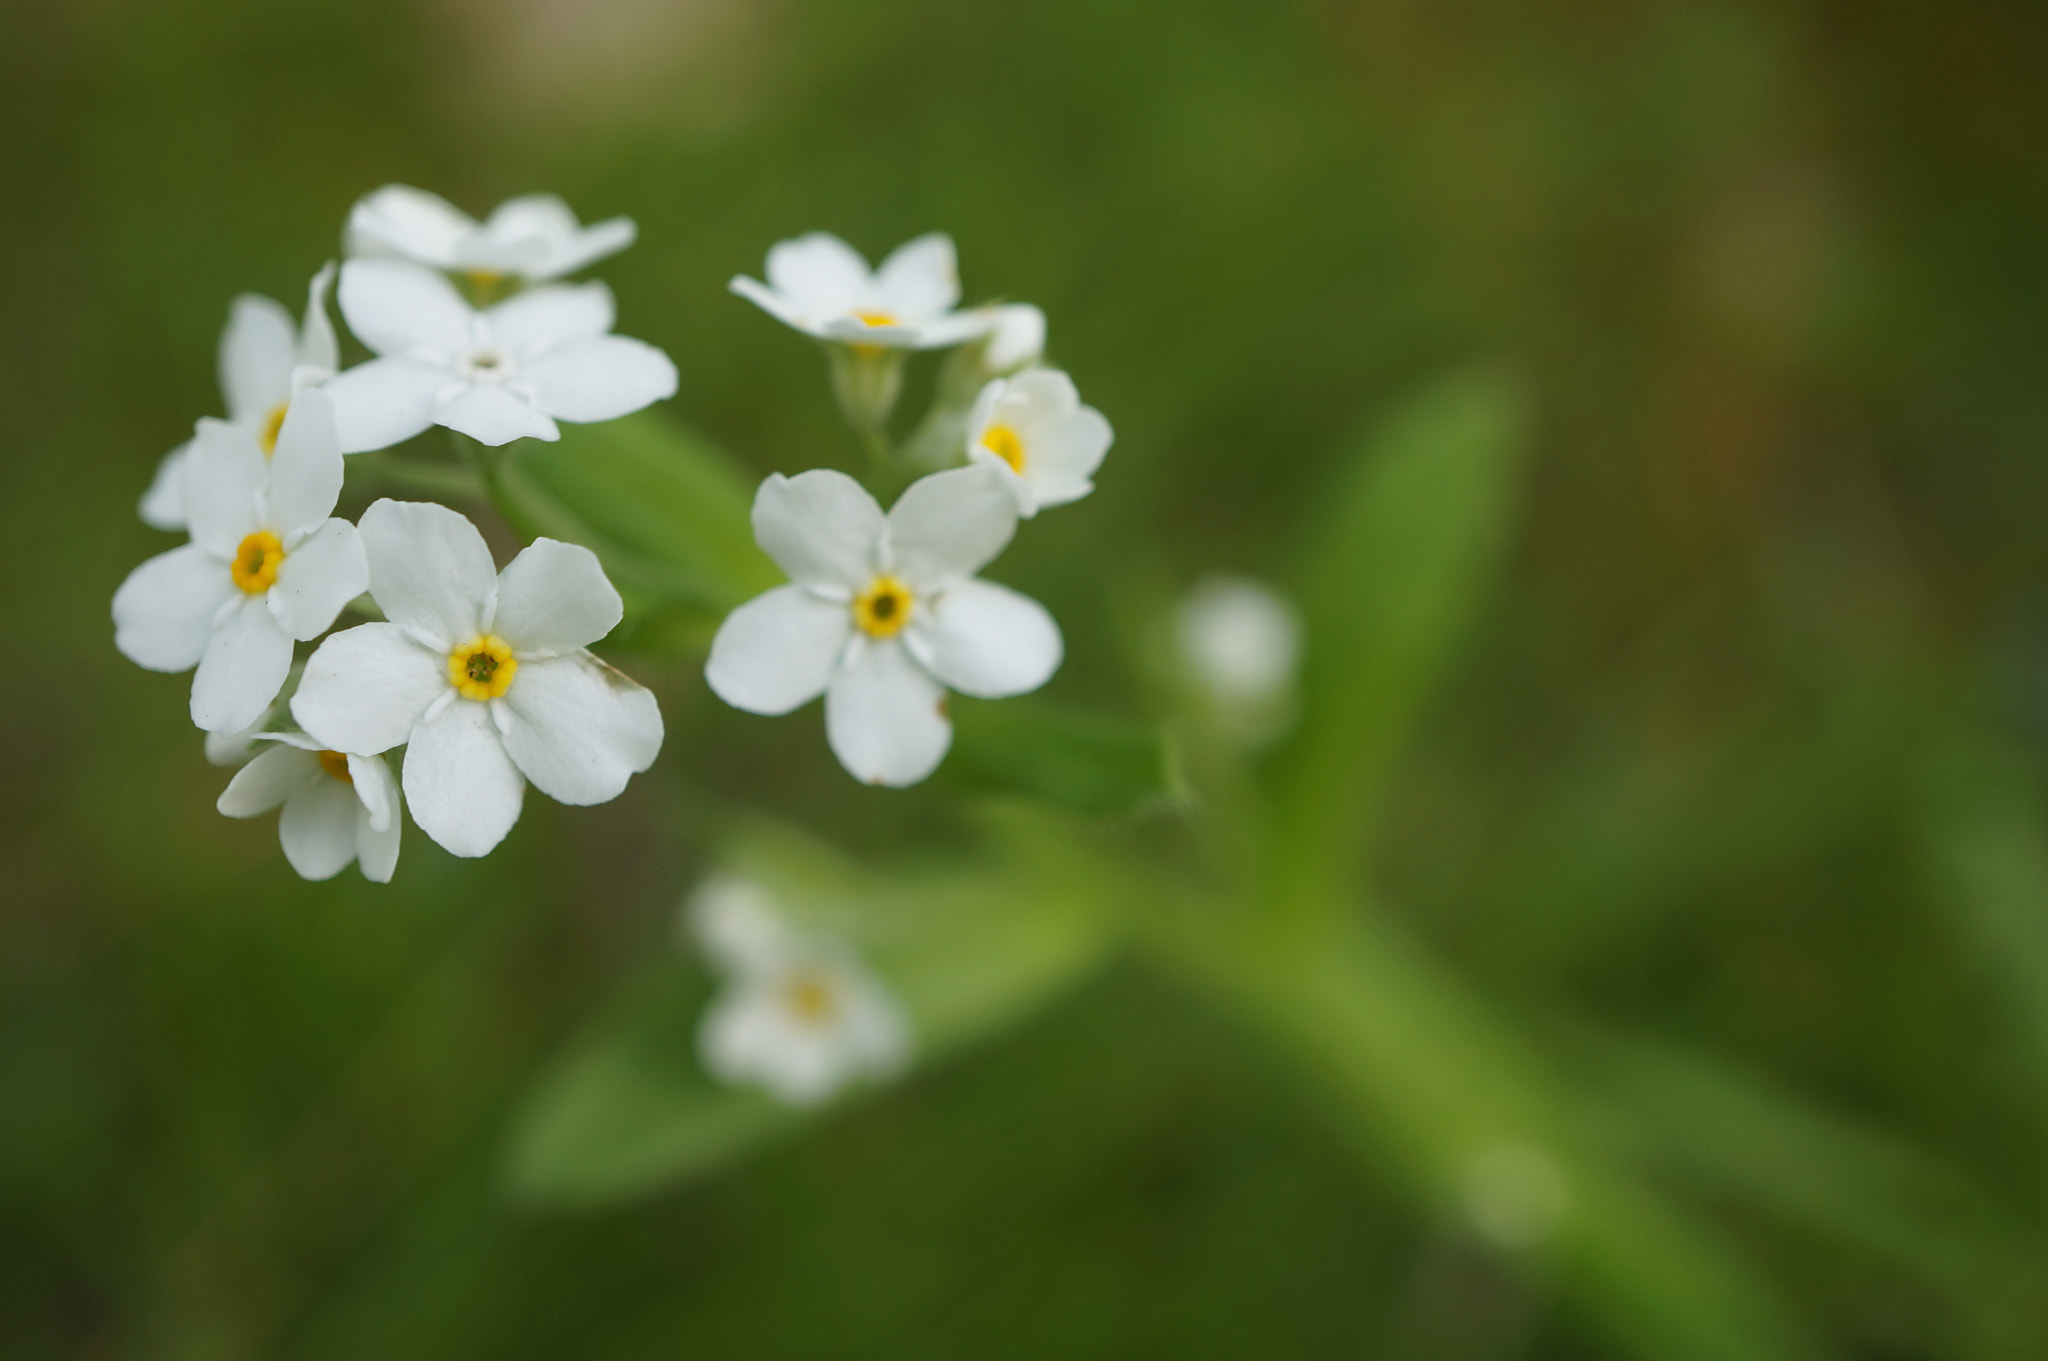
[[113, 390, 368, 735], [706, 467, 1061, 787], [976, 303, 1046, 374], [965, 368, 1112, 518], [687, 876, 911, 1107], [322, 259, 677, 453], [1174, 574, 1303, 744], [141, 265, 339, 531], [345, 185, 636, 283], [729, 232, 992, 351], [217, 734, 402, 883], [1461, 1142, 1571, 1251], [291, 500, 663, 858]]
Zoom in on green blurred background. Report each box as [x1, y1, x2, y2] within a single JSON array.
[[7, 0, 2048, 1356]]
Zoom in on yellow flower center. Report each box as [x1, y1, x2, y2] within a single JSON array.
[[447, 635, 518, 701], [464, 268, 508, 305], [853, 575, 913, 638], [316, 749, 354, 785], [230, 531, 285, 595], [259, 402, 289, 456], [980, 422, 1026, 473], [852, 310, 898, 328], [783, 970, 840, 1026]]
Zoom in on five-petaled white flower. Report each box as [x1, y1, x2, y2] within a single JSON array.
[[217, 735, 403, 883], [114, 389, 368, 736], [689, 875, 912, 1107], [730, 232, 993, 350], [322, 259, 678, 454], [706, 466, 1062, 787], [965, 368, 1113, 517], [141, 265, 339, 531], [290, 500, 664, 858], [345, 185, 636, 283]]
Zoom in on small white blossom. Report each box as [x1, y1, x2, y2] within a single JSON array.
[[290, 500, 664, 859], [345, 185, 636, 283], [141, 265, 339, 531], [964, 368, 1113, 517], [730, 232, 993, 350], [706, 466, 1062, 787], [688, 876, 911, 1107], [322, 259, 678, 454], [113, 390, 369, 735], [976, 303, 1046, 374], [217, 734, 403, 883], [1174, 574, 1303, 744]]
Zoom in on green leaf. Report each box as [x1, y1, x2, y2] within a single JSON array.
[[942, 700, 1175, 816]]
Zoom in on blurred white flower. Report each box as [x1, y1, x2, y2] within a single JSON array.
[[322, 258, 677, 453], [290, 500, 663, 859], [730, 232, 993, 351], [688, 876, 911, 1107], [345, 185, 636, 283], [141, 265, 339, 531], [217, 734, 402, 883], [1175, 574, 1303, 743], [1461, 1142, 1571, 1251], [976, 303, 1046, 374], [964, 368, 1113, 517], [706, 466, 1062, 787], [113, 390, 368, 735]]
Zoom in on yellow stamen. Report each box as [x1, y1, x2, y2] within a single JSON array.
[[230, 531, 285, 595], [464, 269, 508, 305], [784, 970, 839, 1025], [259, 403, 289, 456], [852, 575, 913, 639], [853, 310, 897, 328], [980, 423, 1026, 473], [447, 635, 518, 701], [316, 749, 354, 785]]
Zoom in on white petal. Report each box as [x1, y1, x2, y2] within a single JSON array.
[[491, 538, 622, 654], [113, 544, 235, 672], [981, 304, 1045, 371], [729, 275, 823, 335], [1025, 406, 1113, 489], [966, 447, 1040, 517], [520, 337, 678, 423], [338, 258, 474, 357], [298, 262, 340, 374], [267, 388, 344, 536], [480, 193, 581, 243], [433, 384, 559, 445], [533, 217, 636, 280], [292, 622, 447, 754], [910, 579, 1062, 699], [1003, 367, 1081, 420], [358, 498, 495, 643], [486, 281, 614, 354], [763, 232, 872, 316], [825, 640, 951, 787], [183, 419, 267, 559], [885, 465, 1017, 589], [278, 777, 362, 880], [218, 294, 296, 424], [402, 698, 525, 858], [346, 184, 478, 268], [875, 233, 960, 319], [216, 744, 319, 817], [322, 357, 446, 455], [705, 584, 849, 715], [689, 876, 794, 974], [191, 595, 294, 735], [346, 751, 399, 833], [500, 652, 664, 805], [269, 518, 368, 640], [752, 470, 883, 588], [139, 442, 190, 531], [355, 797, 402, 884]]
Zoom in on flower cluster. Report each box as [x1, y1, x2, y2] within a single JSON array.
[[713, 232, 1114, 785], [115, 186, 671, 882]]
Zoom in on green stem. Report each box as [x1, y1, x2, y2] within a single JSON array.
[[355, 452, 488, 501]]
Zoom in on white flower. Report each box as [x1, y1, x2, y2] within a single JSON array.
[[1174, 574, 1303, 744], [688, 876, 911, 1107], [345, 185, 636, 283], [705, 466, 1063, 787], [289, 500, 664, 859], [964, 368, 1113, 517], [217, 735, 403, 883], [140, 265, 339, 531], [322, 259, 678, 454], [976, 303, 1046, 374], [113, 389, 368, 735], [730, 232, 993, 350]]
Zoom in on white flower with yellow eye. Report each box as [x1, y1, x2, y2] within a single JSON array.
[[113, 389, 368, 736], [140, 265, 338, 531], [217, 735, 402, 883], [689, 876, 911, 1107], [289, 500, 664, 859], [705, 466, 1062, 788], [345, 185, 636, 284], [964, 368, 1113, 517], [729, 232, 993, 351]]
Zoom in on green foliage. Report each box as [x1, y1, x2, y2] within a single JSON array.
[[942, 701, 1175, 816]]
